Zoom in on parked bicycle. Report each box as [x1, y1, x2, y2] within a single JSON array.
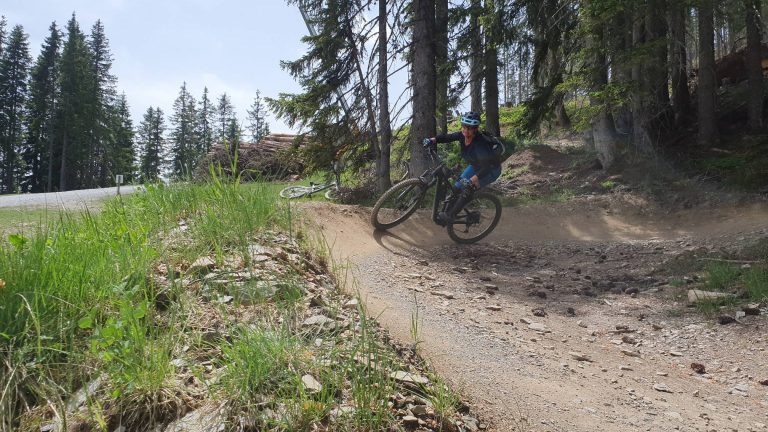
[[370, 146, 502, 244], [279, 162, 341, 200]]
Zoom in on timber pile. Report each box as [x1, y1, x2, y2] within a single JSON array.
[[194, 134, 306, 180]]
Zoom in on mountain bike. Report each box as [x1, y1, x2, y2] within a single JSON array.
[[279, 163, 341, 200], [370, 146, 502, 244]]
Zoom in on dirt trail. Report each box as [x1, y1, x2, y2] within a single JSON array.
[[303, 201, 768, 432]]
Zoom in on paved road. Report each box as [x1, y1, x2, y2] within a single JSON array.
[[0, 185, 143, 210]]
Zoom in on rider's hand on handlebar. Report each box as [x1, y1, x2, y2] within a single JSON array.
[[422, 138, 434, 148]]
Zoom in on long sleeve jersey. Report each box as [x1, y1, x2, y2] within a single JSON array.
[[435, 131, 501, 179]]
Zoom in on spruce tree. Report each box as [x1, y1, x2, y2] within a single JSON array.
[[24, 22, 61, 192], [246, 90, 270, 143], [216, 93, 234, 143], [197, 87, 215, 155], [87, 19, 118, 186], [56, 13, 94, 191], [0, 24, 32, 193], [112, 93, 135, 182], [138, 106, 165, 182], [0, 16, 6, 58], [170, 82, 199, 177]]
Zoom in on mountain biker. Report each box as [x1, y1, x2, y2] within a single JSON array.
[[423, 111, 502, 224]]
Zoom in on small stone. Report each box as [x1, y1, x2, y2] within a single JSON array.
[[570, 352, 593, 362], [402, 415, 419, 426], [620, 365, 633, 371], [625, 287, 639, 295], [431, 291, 455, 299], [577, 320, 588, 328], [302, 315, 337, 328], [717, 315, 736, 325], [690, 362, 706, 374], [759, 379, 768, 386], [528, 323, 551, 333], [301, 374, 323, 393], [669, 351, 684, 357], [653, 383, 673, 393], [343, 299, 359, 310], [622, 335, 637, 344], [390, 371, 430, 385], [621, 349, 641, 358], [486, 305, 502, 311], [688, 289, 733, 303], [532, 308, 547, 317], [566, 307, 576, 316]]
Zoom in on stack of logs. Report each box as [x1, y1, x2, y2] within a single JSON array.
[[194, 134, 305, 180]]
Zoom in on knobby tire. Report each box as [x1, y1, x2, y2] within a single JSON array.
[[279, 185, 310, 199], [370, 178, 428, 230], [446, 191, 502, 244]]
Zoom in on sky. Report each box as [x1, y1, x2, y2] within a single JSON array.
[[4, 0, 311, 135]]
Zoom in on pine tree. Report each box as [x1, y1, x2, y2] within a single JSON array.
[[23, 22, 61, 192], [0, 24, 32, 193], [246, 90, 270, 143], [215, 93, 234, 143], [56, 13, 95, 191], [170, 82, 199, 177], [197, 87, 215, 155], [138, 106, 165, 182]]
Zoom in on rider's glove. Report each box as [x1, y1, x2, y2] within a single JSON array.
[[422, 138, 433, 148], [459, 178, 473, 189]]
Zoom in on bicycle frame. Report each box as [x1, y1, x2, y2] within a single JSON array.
[[416, 148, 458, 225]]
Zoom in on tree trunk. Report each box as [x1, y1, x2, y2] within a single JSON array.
[[469, 0, 483, 113], [59, 133, 68, 191], [745, 0, 764, 130], [483, 0, 500, 136], [646, 0, 669, 108], [589, 17, 618, 169], [377, 0, 392, 192], [697, 0, 718, 147], [593, 112, 617, 169], [631, 7, 653, 154], [436, 0, 449, 134], [670, 0, 691, 125], [411, 0, 437, 174], [550, 49, 571, 129]]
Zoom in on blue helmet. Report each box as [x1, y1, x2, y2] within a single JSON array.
[[460, 111, 481, 127]]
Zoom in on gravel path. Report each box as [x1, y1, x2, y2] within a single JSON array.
[[305, 201, 768, 432]]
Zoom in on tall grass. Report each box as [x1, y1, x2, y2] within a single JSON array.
[[0, 176, 287, 431]]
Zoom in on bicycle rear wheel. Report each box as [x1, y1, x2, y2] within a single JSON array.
[[279, 185, 310, 199], [446, 192, 501, 244], [371, 178, 428, 230]]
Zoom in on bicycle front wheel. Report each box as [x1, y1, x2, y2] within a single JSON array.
[[279, 185, 310, 199], [371, 178, 428, 230], [447, 192, 501, 244]]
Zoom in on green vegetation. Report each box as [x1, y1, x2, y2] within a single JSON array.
[[693, 262, 768, 314], [600, 180, 617, 190]]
